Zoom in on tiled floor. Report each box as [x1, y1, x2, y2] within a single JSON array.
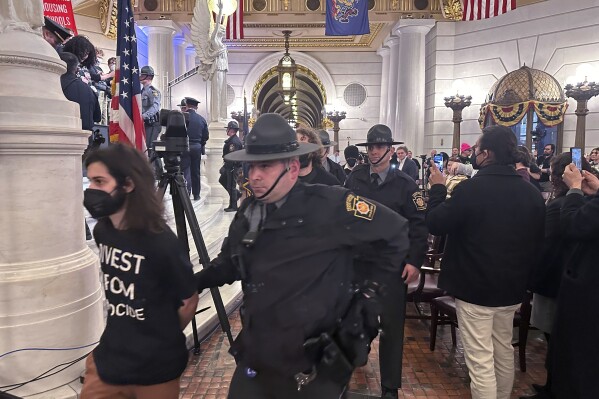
[[180, 306, 547, 398]]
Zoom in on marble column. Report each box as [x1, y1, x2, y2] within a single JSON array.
[[385, 36, 400, 133], [173, 36, 187, 78], [0, 8, 103, 397], [185, 45, 197, 72], [392, 20, 434, 155], [376, 45, 391, 125], [142, 21, 176, 106]]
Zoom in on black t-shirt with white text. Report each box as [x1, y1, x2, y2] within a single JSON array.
[[92, 219, 196, 385]]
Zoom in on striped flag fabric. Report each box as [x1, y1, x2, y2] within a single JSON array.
[[226, 0, 244, 39], [109, 0, 146, 152], [462, 0, 516, 21]]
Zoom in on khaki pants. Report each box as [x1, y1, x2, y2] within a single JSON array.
[[80, 354, 180, 399], [455, 299, 520, 399]]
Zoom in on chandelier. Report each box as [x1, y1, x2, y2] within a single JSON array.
[[276, 30, 297, 104]]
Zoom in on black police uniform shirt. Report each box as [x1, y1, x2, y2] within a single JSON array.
[[223, 134, 243, 162], [195, 182, 409, 377], [187, 109, 209, 146], [345, 164, 428, 268], [299, 165, 341, 186], [92, 219, 196, 385]]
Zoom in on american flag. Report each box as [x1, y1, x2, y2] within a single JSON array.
[[225, 0, 244, 39], [109, 0, 146, 151], [462, 0, 516, 21]]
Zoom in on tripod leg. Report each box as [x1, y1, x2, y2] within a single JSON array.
[[171, 174, 235, 346]]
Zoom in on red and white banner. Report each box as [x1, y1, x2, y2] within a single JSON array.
[[462, 0, 516, 21], [226, 0, 244, 39], [43, 0, 77, 35]]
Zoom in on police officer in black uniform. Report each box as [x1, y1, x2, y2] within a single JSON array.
[[219, 120, 244, 211], [319, 130, 346, 183], [180, 97, 209, 200], [194, 113, 411, 399], [345, 124, 428, 399]]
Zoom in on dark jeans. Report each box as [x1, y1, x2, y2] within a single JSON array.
[[227, 364, 347, 399], [181, 143, 202, 198], [378, 273, 407, 390]]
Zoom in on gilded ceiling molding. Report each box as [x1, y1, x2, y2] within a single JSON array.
[[99, 0, 118, 39], [227, 23, 383, 48], [251, 65, 327, 105], [440, 0, 463, 21]]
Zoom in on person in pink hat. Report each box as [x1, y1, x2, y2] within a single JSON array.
[[460, 143, 473, 164]]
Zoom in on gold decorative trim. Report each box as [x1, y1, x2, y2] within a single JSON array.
[[99, 0, 118, 40], [251, 65, 327, 106], [227, 23, 383, 48], [440, 0, 463, 21]]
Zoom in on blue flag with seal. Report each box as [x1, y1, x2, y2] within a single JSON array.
[[325, 0, 370, 36]]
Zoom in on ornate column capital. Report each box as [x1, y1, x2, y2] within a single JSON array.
[[140, 20, 178, 36], [384, 35, 400, 48], [376, 46, 390, 57], [392, 19, 435, 36]]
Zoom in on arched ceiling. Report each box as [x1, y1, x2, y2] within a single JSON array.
[[256, 73, 325, 127]]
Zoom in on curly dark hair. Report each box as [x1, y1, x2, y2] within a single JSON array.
[[85, 144, 166, 233], [63, 35, 97, 68]]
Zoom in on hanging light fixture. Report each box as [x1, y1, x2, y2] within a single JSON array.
[[277, 30, 297, 104]]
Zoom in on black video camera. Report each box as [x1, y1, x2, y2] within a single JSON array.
[[152, 109, 189, 156]]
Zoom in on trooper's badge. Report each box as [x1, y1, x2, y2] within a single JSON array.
[[412, 192, 426, 211], [229, 144, 236, 152], [346, 194, 376, 221], [152, 90, 158, 97]]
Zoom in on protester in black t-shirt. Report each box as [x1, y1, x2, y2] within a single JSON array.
[[80, 144, 198, 399]]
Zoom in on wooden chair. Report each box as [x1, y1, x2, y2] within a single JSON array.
[[406, 235, 446, 320], [429, 292, 534, 372]]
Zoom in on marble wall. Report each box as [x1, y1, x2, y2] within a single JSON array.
[[424, 0, 599, 153]]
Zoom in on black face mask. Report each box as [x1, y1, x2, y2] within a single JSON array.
[[83, 188, 127, 219], [299, 153, 311, 168], [472, 151, 484, 170], [346, 157, 357, 167]]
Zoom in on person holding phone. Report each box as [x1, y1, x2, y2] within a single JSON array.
[[548, 163, 599, 398], [426, 125, 545, 399]]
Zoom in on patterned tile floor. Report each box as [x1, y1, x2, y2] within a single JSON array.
[[180, 306, 547, 399]]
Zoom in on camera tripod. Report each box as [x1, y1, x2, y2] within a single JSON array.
[[156, 156, 234, 353]]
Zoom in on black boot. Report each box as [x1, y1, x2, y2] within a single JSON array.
[[380, 386, 398, 399]]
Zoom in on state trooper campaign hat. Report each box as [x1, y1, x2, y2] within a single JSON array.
[[318, 130, 337, 147], [224, 113, 320, 162], [226, 120, 239, 130], [43, 17, 73, 43], [184, 97, 200, 106], [140, 66, 155, 76], [177, 98, 187, 107], [356, 124, 403, 146]]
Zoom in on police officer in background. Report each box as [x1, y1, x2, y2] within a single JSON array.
[[219, 120, 244, 212], [319, 130, 346, 183], [181, 97, 209, 200], [140, 66, 162, 149], [195, 113, 410, 398], [345, 124, 428, 399], [42, 17, 72, 54]]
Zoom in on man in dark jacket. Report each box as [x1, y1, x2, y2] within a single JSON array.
[[319, 130, 347, 183], [426, 125, 545, 399], [344, 124, 428, 399], [194, 113, 410, 398], [60, 52, 101, 132], [549, 164, 599, 399], [396, 145, 419, 181], [181, 97, 209, 200]]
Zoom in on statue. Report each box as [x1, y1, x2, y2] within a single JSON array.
[[0, 0, 44, 34], [191, 0, 235, 123]]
